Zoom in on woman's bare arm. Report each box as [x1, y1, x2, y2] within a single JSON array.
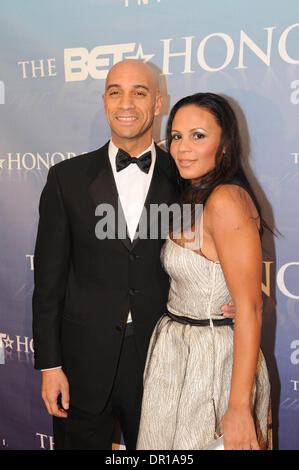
[[204, 184, 262, 450]]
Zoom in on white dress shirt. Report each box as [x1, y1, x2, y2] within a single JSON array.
[[108, 139, 156, 241], [109, 139, 156, 322]]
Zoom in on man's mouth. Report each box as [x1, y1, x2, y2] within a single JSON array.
[[116, 116, 138, 122]]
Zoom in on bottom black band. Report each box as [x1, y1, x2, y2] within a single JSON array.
[[166, 310, 234, 327]]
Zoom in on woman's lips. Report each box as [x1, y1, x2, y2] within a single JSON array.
[[178, 160, 195, 167]]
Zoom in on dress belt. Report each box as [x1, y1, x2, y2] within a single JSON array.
[[166, 310, 234, 327]]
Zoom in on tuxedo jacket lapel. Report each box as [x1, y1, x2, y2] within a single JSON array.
[[87, 143, 132, 251]]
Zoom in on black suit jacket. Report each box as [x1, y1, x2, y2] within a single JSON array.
[[32, 142, 178, 413]]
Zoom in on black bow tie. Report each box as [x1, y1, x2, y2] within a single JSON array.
[[116, 149, 152, 174]]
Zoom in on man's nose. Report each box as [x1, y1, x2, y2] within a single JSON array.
[[119, 92, 135, 109]]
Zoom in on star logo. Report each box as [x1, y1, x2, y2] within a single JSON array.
[[127, 43, 155, 63], [3, 335, 14, 349]]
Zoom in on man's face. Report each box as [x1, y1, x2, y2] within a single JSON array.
[[102, 61, 162, 153]]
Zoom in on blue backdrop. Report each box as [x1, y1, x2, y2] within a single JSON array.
[[0, 0, 298, 450]]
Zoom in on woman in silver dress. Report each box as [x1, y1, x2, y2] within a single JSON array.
[[137, 93, 272, 450]]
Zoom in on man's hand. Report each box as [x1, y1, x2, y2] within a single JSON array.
[[41, 368, 69, 418], [221, 300, 236, 322]]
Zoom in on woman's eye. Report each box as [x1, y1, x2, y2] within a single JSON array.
[[193, 132, 205, 140], [171, 134, 181, 141]]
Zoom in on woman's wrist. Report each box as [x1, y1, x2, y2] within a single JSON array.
[[227, 401, 251, 412]]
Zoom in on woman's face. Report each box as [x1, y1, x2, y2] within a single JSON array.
[[170, 104, 224, 180]]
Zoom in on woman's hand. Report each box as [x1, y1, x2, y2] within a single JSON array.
[[220, 405, 260, 450]]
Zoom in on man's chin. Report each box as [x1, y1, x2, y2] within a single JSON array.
[[111, 128, 150, 143]]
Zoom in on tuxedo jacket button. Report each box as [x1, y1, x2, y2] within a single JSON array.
[[129, 253, 139, 261], [116, 324, 123, 332]]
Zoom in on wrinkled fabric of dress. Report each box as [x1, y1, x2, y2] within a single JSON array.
[[137, 238, 272, 450]]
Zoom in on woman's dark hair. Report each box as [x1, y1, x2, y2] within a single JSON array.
[[166, 92, 270, 237]]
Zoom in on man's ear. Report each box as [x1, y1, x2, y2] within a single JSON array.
[[154, 93, 163, 117]]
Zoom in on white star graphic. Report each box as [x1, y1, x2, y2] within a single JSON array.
[[3, 335, 14, 349], [127, 43, 155, 63], [0, 159, 5, 169]]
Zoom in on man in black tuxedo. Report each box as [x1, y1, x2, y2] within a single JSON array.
[[33, 59, 234, 450]]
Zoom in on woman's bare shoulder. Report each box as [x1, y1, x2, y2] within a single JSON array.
[[204, 184, 258, 229]]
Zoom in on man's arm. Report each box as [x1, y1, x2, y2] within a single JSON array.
[[32, 165, 71, 416]]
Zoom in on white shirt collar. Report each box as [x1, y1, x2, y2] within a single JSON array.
[[108, 139, 156, 173]]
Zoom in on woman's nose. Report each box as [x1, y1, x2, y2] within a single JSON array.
[[178, 136, 192, 152]]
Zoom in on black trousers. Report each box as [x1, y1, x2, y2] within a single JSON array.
[[53, 329, 144, 450]]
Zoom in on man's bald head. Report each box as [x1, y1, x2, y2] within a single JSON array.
[[105, 59, 160, 94]]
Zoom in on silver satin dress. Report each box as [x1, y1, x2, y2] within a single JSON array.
[[137, 238, 272, 450]]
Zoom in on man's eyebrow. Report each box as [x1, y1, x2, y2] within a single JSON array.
[[106, 84, 150, 91], [106, 84, 120, 91], [133, 85, 150, 91]]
